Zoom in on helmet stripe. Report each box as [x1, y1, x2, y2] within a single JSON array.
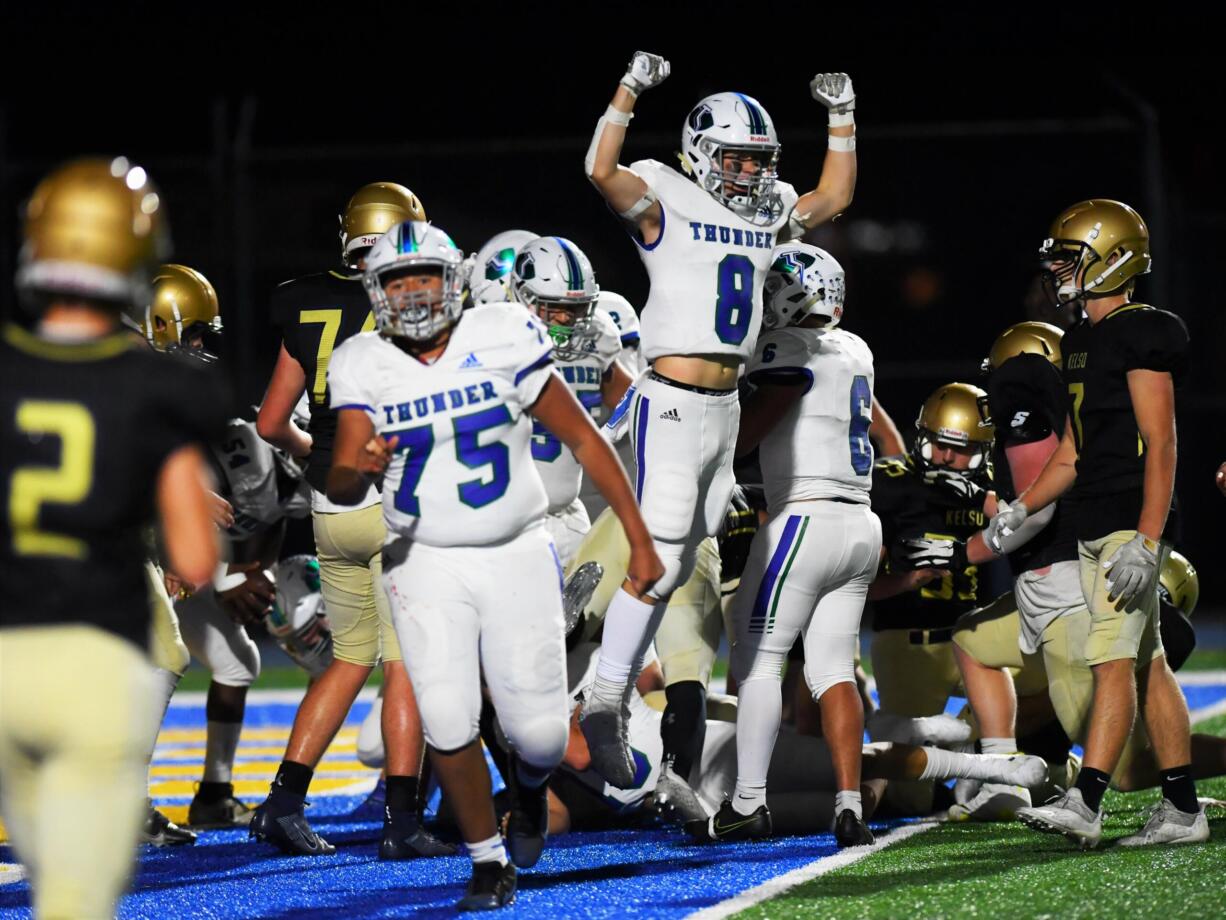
[[553, 237, 584, 292], [735, 93, 766, 136]]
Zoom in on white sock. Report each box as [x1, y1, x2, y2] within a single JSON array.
[[834, 789, 863, 819], [203, 720, 243, 783], [920, 746, 1016, 782], [980, 737, 1017, 755], [732, 679, 780, 814], [592, 590, 665, 703], [467, 833, 508, 866], [146, 668, 181, 785]]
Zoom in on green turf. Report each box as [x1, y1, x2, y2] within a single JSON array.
[[176, 665, 383, 692], [740, 713, 1226, 920], [1183, 648, 1226, 672]]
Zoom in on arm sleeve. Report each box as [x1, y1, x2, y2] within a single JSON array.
[[326, 339, 377, 416], [1118, 309, 1190, 383]]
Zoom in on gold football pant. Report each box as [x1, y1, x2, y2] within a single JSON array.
[[952, 592, 1049, 698], [312, 503, 401, 665], [1078, 529, 1168, 666], [145, 560, 189, 676], [0, 625, 155, 919]]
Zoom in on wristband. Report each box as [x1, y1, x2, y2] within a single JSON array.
[[828, 111, 856, 127], [213, 564, 247, 593], [827, 134, 856, 152], [604, 104, 633, 126], [618, 76, 641, 98]]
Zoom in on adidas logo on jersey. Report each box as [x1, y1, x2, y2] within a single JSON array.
[[459, 352, 482, 369], [659, 408, 681, 422]]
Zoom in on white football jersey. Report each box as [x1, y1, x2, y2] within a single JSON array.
[[533, 308, 621, 513], [597, 290, 646, 374], [212, 419, 311, 542], [328, 303, 555, 548], [629, 159, 799, 363], [746, 326, 876, 511]]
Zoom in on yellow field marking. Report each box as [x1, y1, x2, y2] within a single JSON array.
[[155, 728, 359, 744], [155, 745, 357, 758], [148, 777, 370, 797], [149, 760, 369, 778]]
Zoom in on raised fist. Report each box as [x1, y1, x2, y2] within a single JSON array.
[[621, 51, 670, 96], [811, 72, 855, 115]]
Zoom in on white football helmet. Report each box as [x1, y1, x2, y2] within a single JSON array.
[[470, 229, 538, 305], [268, 555, 333, 679], [363, 221, 468, 341], [762, 243, 845, 331], [681, 92, 780, 218], [510, 236, 600, 360]]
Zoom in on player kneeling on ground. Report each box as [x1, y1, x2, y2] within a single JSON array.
[[322, 221, 662, 911]]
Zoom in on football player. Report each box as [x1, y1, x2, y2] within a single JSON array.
[[251, 183, 449, 859], [0, 158, 224, 918], [578, 52, 858, 787], [711, 244, 882, 847], [470, 229, 538, 305], [509, 236, 633, 564], [989, 200, 1206, 847], [866, 383, 996, 814], [323, 221, 661, 910]]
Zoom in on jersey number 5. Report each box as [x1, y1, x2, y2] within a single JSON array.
[[715, 255, 754, 345], [9, 401, 95, 558]]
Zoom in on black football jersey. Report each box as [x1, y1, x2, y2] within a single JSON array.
[[985, 353, 1078, 576], [869, 454, 988, 631], [1061, 304, 1187, 542], [270, 270, 375, 493], [0, 324, 229, 647]]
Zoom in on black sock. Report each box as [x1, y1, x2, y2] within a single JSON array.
[[1074, 767, 1110, 812], [385, 775, 420, 814], [195, 780, 233, 803], [271, 760, 313, 799], [661, 681, 707, 779], [1160, 764, 1198, 813]]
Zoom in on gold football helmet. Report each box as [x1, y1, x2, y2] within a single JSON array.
[[983, 321, 1063, 374], [339, 183, 426, 267], [143, 264, 221, 351], [1158, 550, 1198, 617], [914, 382, 994, 474], [16, 157, 170, 312], [1039, 199, 1150, 304]]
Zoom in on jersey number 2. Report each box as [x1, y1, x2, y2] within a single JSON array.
[[715, 255, 754, 345], [9, 401, 95, 558]]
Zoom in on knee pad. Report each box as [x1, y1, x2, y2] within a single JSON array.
[[214, 634, 261, 688], [733, 647, 787, 686], [640, 464, 700, 543], [650, 540, 697, 600], [501, 714, 568, 772], [356, 694, 385, 769], [804, 633, 858, 701], [418, 692, 480, 753]]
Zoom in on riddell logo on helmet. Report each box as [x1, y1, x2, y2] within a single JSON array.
[[749, 135, 772, 143]]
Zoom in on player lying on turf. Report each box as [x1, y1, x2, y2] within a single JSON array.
[[321, 220, 662, 911], [579, 52, 858, 792]]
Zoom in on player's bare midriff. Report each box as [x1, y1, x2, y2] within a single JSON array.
[[653, 353, 741, 391]]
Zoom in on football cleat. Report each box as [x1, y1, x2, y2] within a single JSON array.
[[1116, 799, 1209, 848], [456, 860, 517, 912], [686, 799, 772, 843], [503, 759, 549, 869], [651, 761, 709, 825], [187, 783, 254, 829], [948, 783, 1032, 822], [1016, 787, 1102, 849], [833, 809, 875, 848], [379, 807, 457, 860], [578, 694, 637, 789], [249, 800, 336, 856], [142, 803, 198, 847]]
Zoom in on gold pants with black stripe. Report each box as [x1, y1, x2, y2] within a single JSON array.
[[0, 625, 155, 919]]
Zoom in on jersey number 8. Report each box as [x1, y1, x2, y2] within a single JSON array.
[[715, 255, 754, 346]]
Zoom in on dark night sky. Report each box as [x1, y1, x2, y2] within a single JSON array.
[[2, 9, 1223, 606]]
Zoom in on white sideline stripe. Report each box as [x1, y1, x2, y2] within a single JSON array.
[[1191, 698, 1226, 724], [0, 864, 26, 886], [167, 687, 380, 706], [1177, 670, 1226, 687], [684, 820, 936, 920]]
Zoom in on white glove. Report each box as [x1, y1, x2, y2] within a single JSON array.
[[810, 72, 856, 116], [903, 536, 968, 572], [1102, 534, 1160, 608], [620, 51, 670, 97], [923, 468, 986, 505], [985, 498, 1029, 554]]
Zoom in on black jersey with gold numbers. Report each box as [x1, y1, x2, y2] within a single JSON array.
[[1061, 304, 1187, 542], [870, 454, 988, 631], [0, 324, 229, 647], [270, 270, 375, 494], [986, 353, 1078, 576]]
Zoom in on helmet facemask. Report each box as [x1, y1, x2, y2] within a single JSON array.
[[699, 141, 779, 215], [366, 261, 464, 342], [514, 284, 599, 361], [913, 427, 992, 481]]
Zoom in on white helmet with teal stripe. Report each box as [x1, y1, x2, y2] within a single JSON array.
[[763, 242, 845, 331], [510, 236, 600, 360], [681, 92, 780, 217], [470, 229, 538, 305], [363, 220, 468, 341]]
